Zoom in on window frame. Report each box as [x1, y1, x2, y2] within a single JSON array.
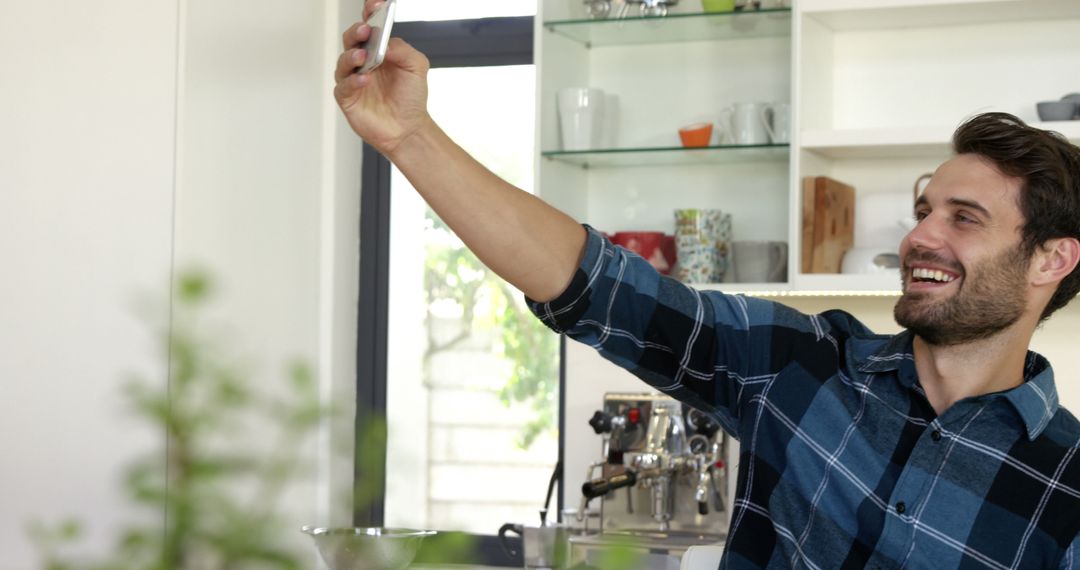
[[354, 14, 564, 567]]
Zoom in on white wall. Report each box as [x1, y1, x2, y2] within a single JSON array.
[[0, 1, 180, 565], [173, 0, 362, 554], [0, 0, 361, 566]]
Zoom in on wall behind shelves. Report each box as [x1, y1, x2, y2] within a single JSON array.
[[542, 33, 794, 247], [583, 162, 790, 240], [827, 19, 1080, 129], [588, 37, 791, 148]]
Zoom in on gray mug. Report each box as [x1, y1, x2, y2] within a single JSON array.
[[499, 522, 567, 568], [732, 241, 788, 283]]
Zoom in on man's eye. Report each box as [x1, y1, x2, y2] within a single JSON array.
[[956, 212, 977, 224], [914, 211, 928, 221]]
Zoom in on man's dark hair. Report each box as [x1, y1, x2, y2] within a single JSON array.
[[952, 112, 1080, 320]]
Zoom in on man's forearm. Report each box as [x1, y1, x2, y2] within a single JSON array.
[[387, 118, 587, 302]]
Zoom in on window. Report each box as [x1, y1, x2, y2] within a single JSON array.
[[396, 0, 536, 22], [385, 64, 551, 535], [355, 10, 555, 566]]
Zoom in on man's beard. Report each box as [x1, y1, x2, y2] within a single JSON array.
[[894, 245, 1030, 346]]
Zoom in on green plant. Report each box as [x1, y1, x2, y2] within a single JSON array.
[[30, 270, 331, 570]]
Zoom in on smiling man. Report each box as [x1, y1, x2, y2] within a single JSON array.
[[517, 117, 1080, 569], [335, 11, 1080, 567]]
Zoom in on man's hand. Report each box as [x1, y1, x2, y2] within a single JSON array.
[[334, 0, 434, 157], [333, 1, 587, 301]]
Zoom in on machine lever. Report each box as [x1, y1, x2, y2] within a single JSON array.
[[581, 470, 637, 500]]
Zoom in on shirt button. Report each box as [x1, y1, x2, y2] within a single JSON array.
[[896, 502, 907, 514], [932, 430, 942, 442]]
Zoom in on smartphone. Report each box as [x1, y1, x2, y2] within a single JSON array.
[[358, 0, 397, 74]]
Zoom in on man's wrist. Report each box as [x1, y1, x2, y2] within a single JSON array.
[[385, 115, 440, 164]]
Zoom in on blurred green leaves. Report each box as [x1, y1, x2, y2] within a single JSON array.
[[30, 270, 332, 570]]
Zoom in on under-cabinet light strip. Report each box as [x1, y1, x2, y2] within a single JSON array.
[[741, 290, 902, 297]]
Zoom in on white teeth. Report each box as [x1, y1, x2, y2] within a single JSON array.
[[912, 268, 955, 283]]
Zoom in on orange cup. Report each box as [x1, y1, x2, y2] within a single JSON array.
[[678, 123, 714, 148]]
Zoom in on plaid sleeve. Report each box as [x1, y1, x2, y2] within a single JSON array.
[[1061, 535, 1080, 569], [526, 225, 823, 437]]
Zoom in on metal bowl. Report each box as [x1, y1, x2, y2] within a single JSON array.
[[301, 526, 436, 570]]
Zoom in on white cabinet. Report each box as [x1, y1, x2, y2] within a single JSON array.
[[533, 0, 1080, 295]]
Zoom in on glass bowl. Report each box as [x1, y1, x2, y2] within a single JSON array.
[[301, 526, 436, 570]]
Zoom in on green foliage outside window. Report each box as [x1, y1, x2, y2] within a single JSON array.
[[422, 211, 558, 448]]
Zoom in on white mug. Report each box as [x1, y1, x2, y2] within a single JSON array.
[[720, 102, 769, 145], [732, 240, 788, 283], [761, 102, 791, 144], [557, 87, 606, 151]]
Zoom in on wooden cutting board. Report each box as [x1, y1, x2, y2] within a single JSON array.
[[801, 176, 855, 273]]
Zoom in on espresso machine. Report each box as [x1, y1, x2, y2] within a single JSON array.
[[568, 393, 729, 567]]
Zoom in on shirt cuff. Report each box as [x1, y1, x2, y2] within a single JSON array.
[[525, 224, 607, 334]]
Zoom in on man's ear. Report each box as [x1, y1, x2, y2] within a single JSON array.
[[1033, 237, 1080, 286]]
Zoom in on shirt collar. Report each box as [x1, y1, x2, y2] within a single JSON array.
[[854, 330, 1059, 440], [855, 330, 915, 375], [1004, 353, 1059, 441]]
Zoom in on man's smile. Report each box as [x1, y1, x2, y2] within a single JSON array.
[[905, 263, 963, 293], [908, 265, 961, 290]]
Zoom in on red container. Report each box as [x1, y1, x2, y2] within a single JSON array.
[[611, 231, 677, 275]]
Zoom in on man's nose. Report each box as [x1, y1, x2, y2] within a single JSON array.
[[905, 215, 946, 251]]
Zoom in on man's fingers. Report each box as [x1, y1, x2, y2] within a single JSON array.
[[334, 73, 369, 103], [341, 22, 359, 49], [341, 21, 371, 50], [335, 48, 367, 83], [364, 0, 383, 22]]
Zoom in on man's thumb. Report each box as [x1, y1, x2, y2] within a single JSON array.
[[384, 38, 430, 74]]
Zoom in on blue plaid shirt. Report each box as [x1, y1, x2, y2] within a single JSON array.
[[528, 227, 1080, 569]]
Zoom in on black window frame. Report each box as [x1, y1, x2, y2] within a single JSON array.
[[355, 14, 564, 567]]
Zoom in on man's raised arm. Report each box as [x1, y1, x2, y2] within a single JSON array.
[[333, 2, 586, 302]]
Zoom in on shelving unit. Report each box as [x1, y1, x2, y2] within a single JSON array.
[[536, 1, 794, 295], [802, 122, 1080, 160], [544, 8, 792, 46], [799, 0, 1080, 31], [699, 276, 902, 296], [535, 0, 1080, 296], [542, 143, 790, 168]]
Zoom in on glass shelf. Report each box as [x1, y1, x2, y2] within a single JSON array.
[[542, 143, 789, 168], [803, 0, 1080, 33], [544, 8, 791, 47]]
